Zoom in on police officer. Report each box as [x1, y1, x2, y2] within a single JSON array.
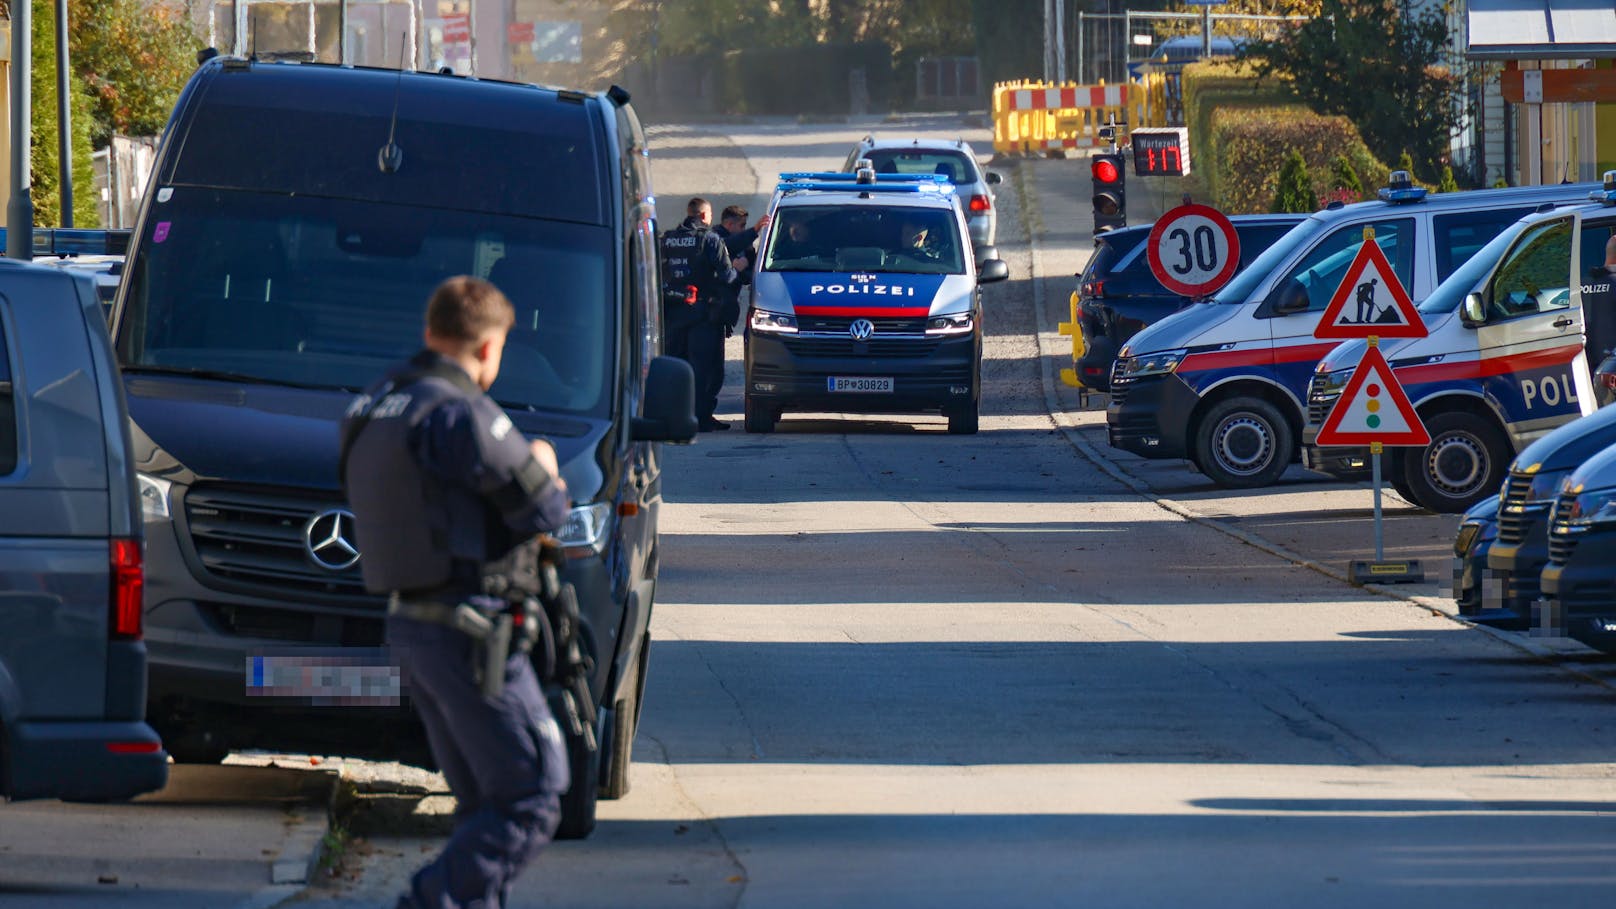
[[713, 204, 770, 410], [661, 197, 737, 431], [340, 276, 572, 909]]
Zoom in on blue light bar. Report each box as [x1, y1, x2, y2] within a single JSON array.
[[1377, 186, 1429, 204], [0, 228, 131, 257], [778, 171, 950, 185], [1593, 189, 1616, 207], [778, 181, 953, 195]]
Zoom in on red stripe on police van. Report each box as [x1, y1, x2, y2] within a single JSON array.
[[1398, 342, 1583, 385], [1178, 341, 1337, 374], [793, 306, 932, 317]]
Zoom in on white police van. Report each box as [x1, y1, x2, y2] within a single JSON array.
[[1106, 173, 1599, 488], [1303, 175, 1616, 513], [743, 165, 1009, 433]]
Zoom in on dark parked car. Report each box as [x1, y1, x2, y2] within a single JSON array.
[[1071, 214, 1304, 390], [1541, 439, 1616, 652], [1480, 405, 1616, 629], [1453, 493, 1499, 616], [0, 255, 168, 803]]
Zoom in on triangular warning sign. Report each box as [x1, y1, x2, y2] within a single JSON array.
[[1315, 345, 1431, 446], [1314, 241, 1425, 339]]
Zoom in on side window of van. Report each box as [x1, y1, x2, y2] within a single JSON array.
[[1579, 222, 1614, 281], [1272, 218, 1414, 313], [1434, 207, 1537, 283], [1487, 218, 1573, 321], [0, 314, 15, 476]]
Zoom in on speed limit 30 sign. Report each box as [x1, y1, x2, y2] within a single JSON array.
[[1146, 204, 1241, 298]]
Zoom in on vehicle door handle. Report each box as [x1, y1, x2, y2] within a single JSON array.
[[1553, 317, 1574, 328]]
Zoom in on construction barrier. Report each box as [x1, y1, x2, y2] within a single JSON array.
[[1058, 290, 1085, 388], [991, 75, 1175, 158]]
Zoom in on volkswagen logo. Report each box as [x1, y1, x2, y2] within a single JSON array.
[[304, 508, 360, 571], [849, 318, 875, 341]]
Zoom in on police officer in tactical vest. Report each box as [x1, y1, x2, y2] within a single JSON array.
[[661, 197, 737, 431], [341, 276, 572, 909]]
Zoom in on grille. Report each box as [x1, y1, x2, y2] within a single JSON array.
[[1110, 359, 1132, 405], [1307, 376, 1342, 427], [184, 485, 370, 599], [782, 336, 941, 358], [1547, 496, 1582, 564], [1496, 473, 1533, 544], [798, 316, 927, 334]]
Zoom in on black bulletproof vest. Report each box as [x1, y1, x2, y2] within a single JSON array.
[[342, 368, 492, 595], [1583, 268, 1616, 364], [660, 223, 713, 294]]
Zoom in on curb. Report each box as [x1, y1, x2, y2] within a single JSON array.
[[1009, 161, 1614, 691]]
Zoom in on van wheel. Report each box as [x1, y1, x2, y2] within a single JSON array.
[[1193, 397, 1293, 489], [1387, 454, 1419, 505], [555, 709, 601, 840], [600, 637, 648, 801], [1401, 412, 1510, 514], [744, 397, 776, 433], [946, 403, 979, 435]]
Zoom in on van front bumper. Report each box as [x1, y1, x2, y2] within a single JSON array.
[[5, 720, 168, 801], [1541, 526, 1616, 653], [1105, 373, 1195, 459], [745, 331, 979, 414]]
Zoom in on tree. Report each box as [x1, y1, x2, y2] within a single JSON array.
[[1329, 154, 1364, 198], [69, 0, 203, 148], [30, 0, 99, 227], [1272, 149, 1316, 213], [1241, 0, 1462, 179], [1437, 165, 1460, 193]]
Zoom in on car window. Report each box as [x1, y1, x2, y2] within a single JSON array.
[[1487, 217, 1573, 321], [763, 204, 965, 275], [1271, 218, 1414, 313], [860, 149, 979, 186], [1580, 220, 1615, 280], [1433, 206, 1539, 283], [0, 312, 15, 476], [1236, 224, 1295, 268], [1079, 230, 1147, 289]]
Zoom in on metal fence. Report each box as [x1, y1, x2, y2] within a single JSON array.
[[91, 136, 158, 230], [1072, 11, 1308, 87]]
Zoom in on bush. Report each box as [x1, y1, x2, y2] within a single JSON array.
[[1330, 155, 1364, 198], [1438, 166, 1460, 193], [1272, 151, 1316, 213], [31, 0, 99, 227], [1180, 61, 1294, 204], [1206, 105, 1388, 213]]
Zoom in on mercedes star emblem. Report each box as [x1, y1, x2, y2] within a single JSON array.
[[849, 318, 875, 341], [304, 508, 361, 571]]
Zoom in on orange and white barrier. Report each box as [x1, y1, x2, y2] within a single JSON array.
[[992, 80, 1142, 156]]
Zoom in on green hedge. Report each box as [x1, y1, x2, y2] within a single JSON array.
[[1182, 62, 1396, 214]]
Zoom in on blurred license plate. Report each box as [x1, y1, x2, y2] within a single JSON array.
[[827, 376, 893, 393], [246, 653, 401, 706]]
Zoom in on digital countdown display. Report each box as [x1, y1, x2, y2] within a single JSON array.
[[1131, 128, 1191, 177]]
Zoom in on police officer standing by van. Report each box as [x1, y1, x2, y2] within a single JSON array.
[[661, 197, 737, 431], [341, 276, 572, 909]]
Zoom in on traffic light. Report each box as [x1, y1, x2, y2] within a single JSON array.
[[1091, 152, 1127, 232]]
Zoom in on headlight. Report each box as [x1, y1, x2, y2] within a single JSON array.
[[925, 313, 974, 336], [1523, 469, 1571, 507], [1118, 349, 1187, 378], [137, 473, 171, 520], [554, 503, 612, 549], [1320, 367, 1353, 390], [749, 310, 798, 334], [1562, 485, 1616, 529]]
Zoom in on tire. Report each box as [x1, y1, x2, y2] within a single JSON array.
[[1387, 453, 1419, 505], [599, 638, 649, 801], [743, 395, 776, 433], [946, 403, 979, 435], [554, 708, 601, 840], [1192, 396, 1294, 489], [1401, 411, 1511, 514]]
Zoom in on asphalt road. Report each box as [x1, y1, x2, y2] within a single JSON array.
[[295, 117, 1616, 909]]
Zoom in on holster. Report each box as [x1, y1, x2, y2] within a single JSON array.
[[389, 597, 514, 699]]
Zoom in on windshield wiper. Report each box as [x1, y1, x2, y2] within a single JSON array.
[[123, 364, 358, 393]]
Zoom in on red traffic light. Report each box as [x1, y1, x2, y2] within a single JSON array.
[[1091, 157, 1121, 184]]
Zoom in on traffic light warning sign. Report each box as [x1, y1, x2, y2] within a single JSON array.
[[1315, 345, 1430, 446]]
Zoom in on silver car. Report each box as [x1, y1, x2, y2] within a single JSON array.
[[842, 136, 1001, 248]]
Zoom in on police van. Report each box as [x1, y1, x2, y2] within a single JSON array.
[[743, 165, 1009, 434], [1303, 178, 1616, 513], [1106, 174, 1598, 488]]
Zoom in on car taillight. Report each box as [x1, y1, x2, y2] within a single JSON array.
[[968, 194, 991, 213], [1081, 280, 1104, 297], [111, 538, 143, 640]]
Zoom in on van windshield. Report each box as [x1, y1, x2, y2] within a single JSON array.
[[1211, 217, 1321, 304], [763, 204, 965, 274], [115, 188, 614, 417]]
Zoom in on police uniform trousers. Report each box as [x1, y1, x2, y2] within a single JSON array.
[[687, 317, 727, 422], [388, 612, 570, 909]]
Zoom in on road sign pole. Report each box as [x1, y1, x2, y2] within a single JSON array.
[[1371, 440, 1384, 561]]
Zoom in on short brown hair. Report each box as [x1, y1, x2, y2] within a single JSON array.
[[720, 204, 748, 223], [686, 197, 711, 217], [425, 275, 515, 343]]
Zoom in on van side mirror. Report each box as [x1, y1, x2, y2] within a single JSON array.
[[1461, 292, 1487, 327], [978, 258, 1010, 284], [632, 356, 698, 442], [986, 172, 1003, 185], [1273, 281, 1310, 315], [975, 245, 999, 267]]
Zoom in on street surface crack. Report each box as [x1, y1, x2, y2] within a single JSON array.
[[644, 733, 751, 908]]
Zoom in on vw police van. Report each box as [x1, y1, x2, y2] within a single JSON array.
[[743, 166, 1009, 434], [1106, 174, 1598, 488], [1304, 183, 1616, 513]]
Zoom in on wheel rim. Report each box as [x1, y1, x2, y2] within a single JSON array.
[[1212, 413, 1275, 476], [1425, 432, 1487, 498]]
